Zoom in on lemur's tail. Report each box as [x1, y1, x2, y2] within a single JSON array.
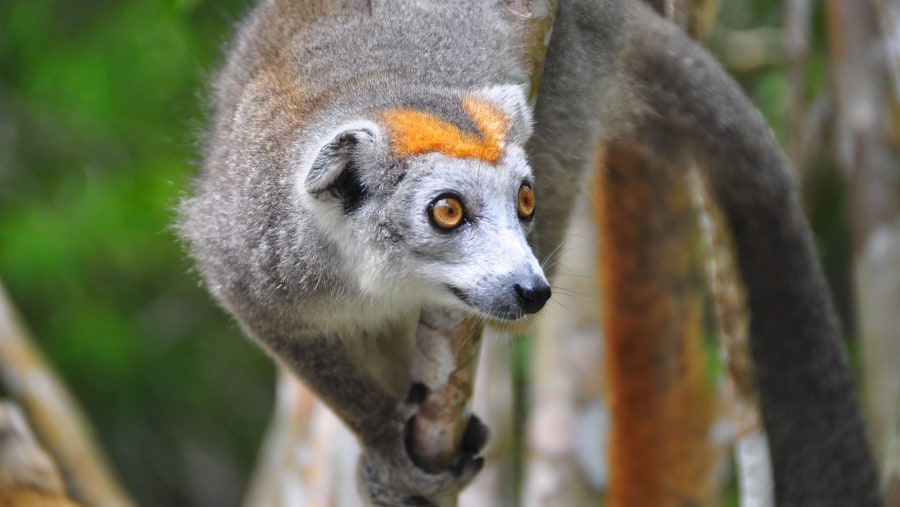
[[620, 3, 882, 504]]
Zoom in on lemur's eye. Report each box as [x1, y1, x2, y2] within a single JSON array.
[[429, 194, 466, 230], [517, 185, 535, 220]]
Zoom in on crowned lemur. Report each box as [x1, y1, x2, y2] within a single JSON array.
[[178, 0, 882, 505]]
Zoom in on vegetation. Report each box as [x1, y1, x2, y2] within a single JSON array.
[[0, 2, 272, 505]]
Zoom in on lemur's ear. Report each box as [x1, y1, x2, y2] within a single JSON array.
[[471, 84, 533, 143], [305, 123, 382, 211]]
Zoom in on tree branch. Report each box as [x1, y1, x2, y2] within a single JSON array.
[[0, 280, 136, 507], [409, 310, 483, 472]]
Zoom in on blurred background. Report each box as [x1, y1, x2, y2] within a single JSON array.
[[1, 0, 898, 506], [0, 1, 273, 505]]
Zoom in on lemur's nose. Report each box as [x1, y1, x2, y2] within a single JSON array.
[[514, 280, 552, 314]]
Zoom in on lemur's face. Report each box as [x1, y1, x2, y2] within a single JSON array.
[[301, 88, 548, 321], [379, 147, 550, 322]]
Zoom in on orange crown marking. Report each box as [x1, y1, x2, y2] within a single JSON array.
[[380, 97, 509, 164]]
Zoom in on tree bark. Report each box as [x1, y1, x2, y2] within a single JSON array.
[[408, 310, 483, 473]]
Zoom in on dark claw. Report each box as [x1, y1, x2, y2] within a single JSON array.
[[461, 414, 489, 454], [405, 383, 429, 404], [452, 454, 484, 477], [403, 495, 437, 507], [403, 415, 425, 469]]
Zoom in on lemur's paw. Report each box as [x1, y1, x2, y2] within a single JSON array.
[[357, 412, 489, 507]]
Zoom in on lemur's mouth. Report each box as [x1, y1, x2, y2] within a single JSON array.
[[446, 285, 476, 307], [445, 284, 530, 323]]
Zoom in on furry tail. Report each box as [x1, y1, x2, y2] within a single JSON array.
[[619, 3, 882, 504]]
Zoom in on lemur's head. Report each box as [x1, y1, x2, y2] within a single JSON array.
[[300, 85, 550, 323]]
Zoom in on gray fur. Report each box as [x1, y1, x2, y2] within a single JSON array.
[[179, 0, 881, 504]]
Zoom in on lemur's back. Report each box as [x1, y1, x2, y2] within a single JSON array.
[[212, 0, 524, 132]]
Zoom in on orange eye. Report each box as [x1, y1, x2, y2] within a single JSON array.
[[430, 196, 465, 230], [517, 185, 535, 219]]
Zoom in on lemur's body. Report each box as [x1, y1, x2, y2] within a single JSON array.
[[179, 0, 881, 505]]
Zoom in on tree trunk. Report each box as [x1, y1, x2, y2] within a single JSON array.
[[594, 141, 723, 507]]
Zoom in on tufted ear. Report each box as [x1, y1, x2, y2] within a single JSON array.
[[304, 122, 383, 212], [471, 84, 533, 143]]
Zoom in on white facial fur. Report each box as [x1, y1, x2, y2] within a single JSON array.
[[361, 146, 548, 322]]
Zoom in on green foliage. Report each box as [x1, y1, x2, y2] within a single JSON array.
[[0, 1, 273, 505]]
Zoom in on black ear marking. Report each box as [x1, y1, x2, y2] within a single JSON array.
[[331, 161, 367, 213], [305, 127, 378, 213]]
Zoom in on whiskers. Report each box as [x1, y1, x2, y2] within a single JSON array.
[[539, 238, 567, 274], [485, 315, 534, 336], [532, 234, 600, 326]]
